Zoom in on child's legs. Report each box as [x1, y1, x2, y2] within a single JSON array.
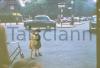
[[31, 49, 33, 58], [37, 49, 42, 56], [34, 49, 38, 56]]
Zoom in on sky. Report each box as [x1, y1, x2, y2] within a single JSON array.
[[18, 0, 31, 7]]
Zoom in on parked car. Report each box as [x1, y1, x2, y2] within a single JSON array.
[[60, 17, 71, 23], [89, 15, 96, 31], [24, 15, 56, 29], [80, 17, 86, 21], [60, 17, 67, 23], [74, 17, 80, 22]]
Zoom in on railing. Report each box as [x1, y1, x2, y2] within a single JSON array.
[[7, 41, 24, 64]]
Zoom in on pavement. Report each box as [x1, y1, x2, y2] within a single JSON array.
[[3, 21, 96, 68]]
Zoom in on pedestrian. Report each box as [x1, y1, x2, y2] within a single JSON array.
[[29, 29, 41, 58], [70, 15, 74, 25]]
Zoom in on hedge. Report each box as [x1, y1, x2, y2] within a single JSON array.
[[0, 15, 22, 23]]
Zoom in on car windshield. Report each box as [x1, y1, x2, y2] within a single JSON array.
[[35, 16, 50, 21]]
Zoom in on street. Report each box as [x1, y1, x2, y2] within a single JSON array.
[[5, 21, 96, 68]]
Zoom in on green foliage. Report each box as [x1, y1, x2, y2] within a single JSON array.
[[0, 15, 22, 23], [20, 0, 96, 17]]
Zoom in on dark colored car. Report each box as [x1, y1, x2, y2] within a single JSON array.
[[24, 15, 56, 29]]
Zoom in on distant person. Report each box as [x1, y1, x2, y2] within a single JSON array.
[[57, 15, 61, 24], [70, 15, 74, 25], [29, 29, 41, 58], [28, 61, 42, 68]]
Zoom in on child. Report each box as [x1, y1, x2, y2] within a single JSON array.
[[29, 29, 41, 58]]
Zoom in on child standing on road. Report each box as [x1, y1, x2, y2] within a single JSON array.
[[29, 30, 41, 58]]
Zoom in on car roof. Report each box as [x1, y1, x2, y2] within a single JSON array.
[[35, 15, 49, 17]]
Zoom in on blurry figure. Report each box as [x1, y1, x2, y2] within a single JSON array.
[[29, 29, 41, 58], [57, 15, 61, 24], [70, 15, 74, 25], [2, 64, 9, 68], [28, 61, 42, 68], [13, 59, 28, 68], [0, 26, 10, 68], [13, 59, 42, 68]]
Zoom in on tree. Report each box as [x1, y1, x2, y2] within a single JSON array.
[[20, 0, 96, 18]]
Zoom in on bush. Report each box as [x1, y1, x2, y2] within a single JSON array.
[[0, 15, 22, 23]]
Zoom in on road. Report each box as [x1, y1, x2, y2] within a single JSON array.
[[5, 21, 96, 68]]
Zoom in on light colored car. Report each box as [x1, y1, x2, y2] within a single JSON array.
[[74, 17, 80, 22], [24, 15, 56, 29], [89, 15, 96, 31], [60, 17, 71, 23]]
